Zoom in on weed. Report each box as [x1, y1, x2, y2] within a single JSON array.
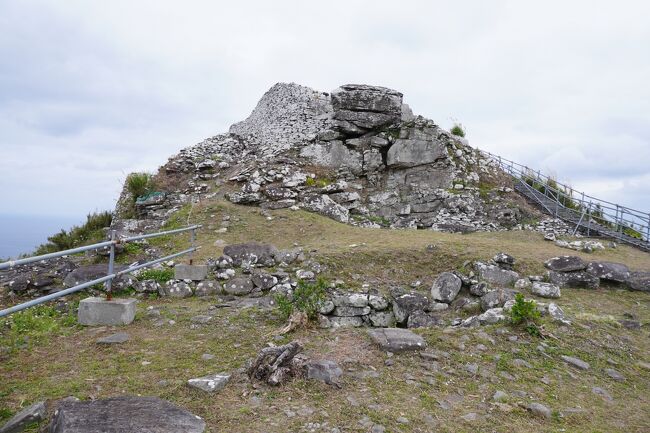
[[305, 177, 331, 188], [126, 172, 155, 201], [274, 278, 327, 321], [137, 268, 175, 284], [450, 123, 466, 137]]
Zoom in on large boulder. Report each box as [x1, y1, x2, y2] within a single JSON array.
[[544, 256, 587, 272], [223, 277, 254, 295], [391, 290, 429, 324], [548, 270, 600, 289], [430, 272, 462, 303], [50, 396, 205, 433], [386, 138, 447, 168], [627, 271, 650, 292], [223, 242, 279, 267], [331, 84, 402, 136], [474, 262, 520, 286], [63, 264, 127, 288], [586, 261, 629, 283], [299, 141, 363, 175]]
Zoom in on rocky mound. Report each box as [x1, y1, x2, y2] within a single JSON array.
[[114, 82, 548, 234]]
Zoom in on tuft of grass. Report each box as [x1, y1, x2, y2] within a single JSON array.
[[450, 123, 466, 137], [274, 277, 328, 321], [305, 177, 331, 188], [126, 172, 155, 202], [35, 211, 112, 254], [137, 268, 175, 284]]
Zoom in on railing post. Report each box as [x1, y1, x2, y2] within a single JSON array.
[[105, 230, 116, 301], [587, 203, 592, 236], [647, 214, 650, 242], [189, 228, 196, 265]]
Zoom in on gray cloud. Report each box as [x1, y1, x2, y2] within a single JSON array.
[[1, 0, 649, 218]]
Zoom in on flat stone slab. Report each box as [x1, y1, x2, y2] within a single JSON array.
[[50, 396, 205, 433], [561, 355, 590, 370], [368, 328, 426, 353], [187, 373, 231, 393], [78, 297, 136, 326], [174, 264, 208, 281], [96, 332, 130, 344], [0, 401, 45, 433]]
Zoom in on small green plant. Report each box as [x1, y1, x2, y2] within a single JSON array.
[[305, 177, 331, 188], [509, 293, 541, 336], [126, 172, 155, 202], [137, 268, 174, 284], [274, 277, 327, 321], [450, 123, 466, 137], [1, 304, 78, 352]]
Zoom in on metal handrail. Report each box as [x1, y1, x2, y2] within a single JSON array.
[[482, 150, 650, 244], [0, 224, 202, 318]]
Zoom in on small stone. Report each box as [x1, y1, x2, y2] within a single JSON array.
[[396, 417, 409, 424], [561, 355, 590, 370], [0, 401, 46, 433], [461, 412, 478, 422], [526, 402, 552, 419], [604, 368, 624, 381], [201, 354, 215, 361], [492, 390, 508, 402], [96, 332, 130, 344], [187, 373, 230, 393], [592, 386, 613, 402]]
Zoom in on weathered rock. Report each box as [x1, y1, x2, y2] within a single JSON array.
[[531, 282, 561, 298], [525, 402, 552, 419], [50, 396, 205, 433], [493, 252, 515, 269], [331, 84, 402, 135], [627, 271, 650, 292], [96, 332, 130, 344], [469, 282, 490, 297], [318, 315, 364, 328], [332, 306, 371, 317], [299, 141, 363, 175], [161, 281, 194, 298], [0, 401, 46, 433], [586, 261, 629, 283], [63, 264, 127, 288], [174, 265, 208, 281], [604, 368, 625, 381], [368, 328, 426, 352], [306, 360, 342, 386], [548, 303, 571, 325], [548, 270, 600, 289], [317, 300, 335, 315], [223, 242, 279, 267], [136, 279, 160, 293], [368, 295, 389, 310], [544, 256, 587, 272], [302, 194, 350, 223], [386, 138, 447, 168], [187, 373, 231, 393], [480, 289, 517, 312], [430, 272, 462, 303], [332, 293, 369, 308], [251, 272, 278, 291], [391, 291, 429, 324], [514, 278, 531, 290], [195, 280, 220, 297], [368, 311, 396, 327], [474, 262, 519, 286], [561, 355, 590, 370], [407, 310, 444, 328], [223, 277, 254, 295]]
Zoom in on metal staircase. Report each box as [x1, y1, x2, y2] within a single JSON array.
[[482, 151, 650, 252]]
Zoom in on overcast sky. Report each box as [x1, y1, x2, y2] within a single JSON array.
[[1, 0, 649, 222]]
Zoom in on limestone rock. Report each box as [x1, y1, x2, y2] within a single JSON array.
[[531, 282, 561, 298], [391, 291, 429, 324], [302, 194, 350, 223], [474, 262, 519, 286], [586, 261, 629, 282], [548, 270, 599, 289], [480, 289, 517, 311], [223, 242, 279, 267], [223, 277, 254, 295], [187, 373, 231, 393], [430, 272, 462, 303], [0, 401, 45, 433], [627, 271, 650, 292], [306, 360, 342, 386], [544, 256, 587, 272], [368, 328, 426, 353]]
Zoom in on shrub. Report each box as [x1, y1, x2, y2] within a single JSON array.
[[126, 172, 155, 201], [137, 268, 174, 284], [274, 277, 327, 322], [35, 211, 112, 254], [450, 123, 466, 137], [509, 293, 541, 336]]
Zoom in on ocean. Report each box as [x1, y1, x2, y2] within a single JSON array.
[[0, 214, 80, 259]]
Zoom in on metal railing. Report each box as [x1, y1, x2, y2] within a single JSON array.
[[482, 150, 650, 250], [0, 224, 202, 318]]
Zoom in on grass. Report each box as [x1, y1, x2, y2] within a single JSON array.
[[2, 199, 650, 432], [451, 123, 466, 138], [34, 211, 112, 255], [137, 268, 175, 284], [126, 172, 155, 202]]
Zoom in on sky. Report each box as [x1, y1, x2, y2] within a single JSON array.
[[1, 0, 649, 224]]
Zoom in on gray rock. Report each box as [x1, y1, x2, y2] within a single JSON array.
[[514, 278, 531, 290], [0, 401, 45, 433], [136, 279, 161, 293], [96, 332, 130, 344], [591, 386, 613, 402], [544, 256, 587, 272], [223, 242, 279, 267], [430, 272, 462, 303], [627, 271, 650, 292], [531, 282, 561, 298], [318, 300, 335, 315], [469, 282, 490, 297], [548, 303, 571, 325], [368, 328, 427, 352], [604, 368, 625, 381], [407, 310, 444, 328], [49, 396, 205, 433], [492, 390, 508, 402], [391, 291, 429, 324], [561, 355, 590, 370], [318, 315, 364, 328], [368, 311, 396, 327], [63, 264, 127, 288], [386, 138, 447, 168], [368, 295, 389, 310], [548, 270, 599, 289], [190, 315, 213, 324], [332, 306, 371, 317], [195, 281, 220, 297], [480, 289, 517, 311], [332, 293, 369, 308], [187, 373, 231, 393], [161, 281, 194, 298], [251, 273, 278, 291], [526, 402, 552, 419], [306, 360, 342, 386], [299, 141, 363, 175], [223, 277, 254, 295], [586, 261, 629, 283], [474, 262, 519, 286], [493, 252, 515, 269], [302, 194, 350, 223]]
